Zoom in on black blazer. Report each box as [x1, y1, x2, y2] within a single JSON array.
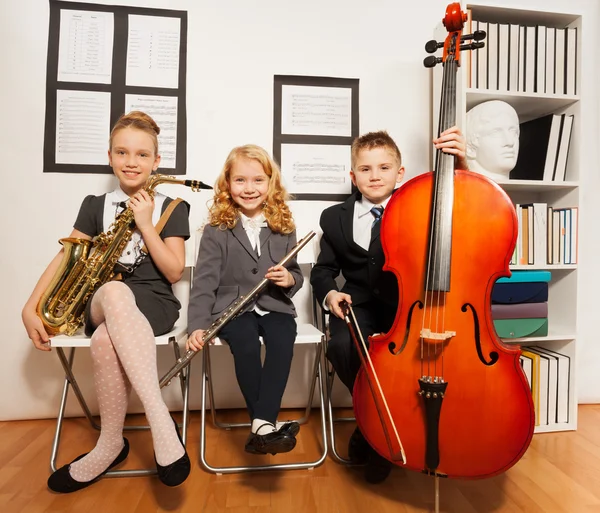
[[310, 192, 398, 308], [188, 222, 303, 332]]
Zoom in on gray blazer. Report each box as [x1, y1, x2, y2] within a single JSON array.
[[187, 221, 304, 332]]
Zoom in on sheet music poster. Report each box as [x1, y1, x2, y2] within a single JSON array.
[[273, 75, 359, 200], [44, 1, 188, 174]]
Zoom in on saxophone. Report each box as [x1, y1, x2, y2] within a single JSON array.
[[159, 230, 316, 388], [37, 174, 211, 336]]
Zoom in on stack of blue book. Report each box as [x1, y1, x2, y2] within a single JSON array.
[[492, 270, 551, 338]]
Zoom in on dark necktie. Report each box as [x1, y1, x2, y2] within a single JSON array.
[[370, 205, 384, 241]]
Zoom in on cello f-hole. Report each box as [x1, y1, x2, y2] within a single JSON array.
[[389, 300, 423, 355], [461, 302, 499, 366]]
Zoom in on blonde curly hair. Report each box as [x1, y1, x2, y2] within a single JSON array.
[[209, 145, 295, 234]]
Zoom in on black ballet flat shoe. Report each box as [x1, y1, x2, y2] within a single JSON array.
[[47, 438, 130, 493], [244, 430, 297, 455], [348, 427, 369, 465], [154, 417, 190, 487], [277, 421, 300, 438]]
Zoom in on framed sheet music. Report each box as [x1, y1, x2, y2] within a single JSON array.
[[43, 0, 188, 174], [273, 75, 359, 200]]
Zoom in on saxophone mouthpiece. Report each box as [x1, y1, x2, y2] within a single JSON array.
[[185, 180, 213, 191]]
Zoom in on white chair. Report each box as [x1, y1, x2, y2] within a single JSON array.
[[198, 259, 329, 474], [48, 236, 196, 478]]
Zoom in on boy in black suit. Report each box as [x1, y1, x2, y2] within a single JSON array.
[[310, 127, 467, 483]]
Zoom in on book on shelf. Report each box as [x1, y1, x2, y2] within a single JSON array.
[[531, 346, 570, 423], [508, 24, 519, 92], [487, 22, 499, 90], [532, 203, 548, 266], [521, 349, 540, 425], [466, 9, 474, 89], [535, 350, 550, 425], [545, 27, 556, 94], [570, 207, 578, 264], [477, 21, 488, 89], [555, 28, 565, 95], [534, 25, 546, 93], [530, 347, 559, 424], [498, 23, 509, 92], [565, 27, 577, 95], [524, 26, 536, 93], [509, 114, 562, 181], [553, 114, 574, 181], [520, 354, 533, 390]]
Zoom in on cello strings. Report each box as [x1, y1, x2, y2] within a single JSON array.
[[422, 60, 444, 379], [435, 51, 453, 379], [424, 46, 452, 381], [434, 45, 457, 381], [440, 51, 458, 380]]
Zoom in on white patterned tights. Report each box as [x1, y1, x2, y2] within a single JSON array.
[[69, 282, 184, 482]]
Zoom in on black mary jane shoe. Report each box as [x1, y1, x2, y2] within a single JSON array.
[[244, 425, 297, 456], [277, 421, 300, 438], [154, 417, 190, 487], [47, 438, 130, 493]]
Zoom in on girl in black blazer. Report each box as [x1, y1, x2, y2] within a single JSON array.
[[187, 145, 303, 455]]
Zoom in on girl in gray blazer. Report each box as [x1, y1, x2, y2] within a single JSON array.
[[187, 145, 303, 455]]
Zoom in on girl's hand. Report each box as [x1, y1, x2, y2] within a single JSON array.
[[433, 126, 468, 169], [22, 307, 51, 351], [265, 265, 295, 288], [186, 329, 209, 352], [129, 190, 155, 231]]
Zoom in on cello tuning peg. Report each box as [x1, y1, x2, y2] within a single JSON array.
[[460, 42, 485, 52], [461, 30, 487, 42], [425, 39, 444, 53], [423, 56, 443, 68], [473, 29, 486, 41]]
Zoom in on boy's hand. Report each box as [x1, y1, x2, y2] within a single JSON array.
[[433, 126, 468, 169], [326, 291, 352, 319], [186, 329, 209, 352], [265, 265, 295, 288]]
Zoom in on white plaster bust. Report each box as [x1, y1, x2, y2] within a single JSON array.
[[466, 100, 520, 181]]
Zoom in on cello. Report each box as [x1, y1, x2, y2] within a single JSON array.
[[351, 3, 535, 480]]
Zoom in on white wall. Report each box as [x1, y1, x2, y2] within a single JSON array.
[[2, 0, 599, 421]]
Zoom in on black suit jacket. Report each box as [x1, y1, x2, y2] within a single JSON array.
[[310, 191, 399, 308]]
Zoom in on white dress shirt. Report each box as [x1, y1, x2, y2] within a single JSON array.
[[352, 195, 391, 251], [240, 213, 268, 315]]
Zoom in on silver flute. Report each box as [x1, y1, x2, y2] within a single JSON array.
[[159, 230, 316, 388]]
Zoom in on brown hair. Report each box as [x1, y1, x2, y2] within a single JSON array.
[[209, 145, 295, 234], [109, 111, 160, 154], [351, 130, 402, 169]]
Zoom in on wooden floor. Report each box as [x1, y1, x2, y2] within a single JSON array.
[[2, 405, 600, 513]]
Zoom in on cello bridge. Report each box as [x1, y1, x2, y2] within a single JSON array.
[[420, 328, 456, 345]]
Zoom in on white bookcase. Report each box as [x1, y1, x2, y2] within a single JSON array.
[[432, 4, 581, 433]]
